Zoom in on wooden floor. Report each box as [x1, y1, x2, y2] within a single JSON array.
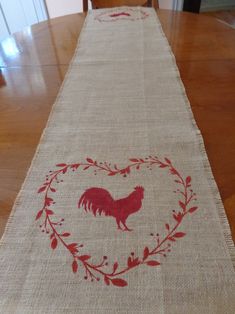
[[202, 10, 235, 28]]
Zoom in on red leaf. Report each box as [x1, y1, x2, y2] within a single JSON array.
[[51, 238, 58, 250], [168, 237, 176, 242], [38, 186, 46, 193], [189, 206, 198, 213], [86, 158, 94, 164], [83, 166, 90, 170], [56, 163, 67, 167], [170, 168, 178, 175], [71, 164, 80, 169], [113, 262, 118, 273], [45, 209, 54, 215], [159, 164, 167, 168], [62, 168, 67, 174], [179, 201, 186, 210], [35, 210, 43, 220], [72, 260, 78, 273], [164, 158, 171, 164], [173, 232, 186, 238], [79, 255, 91, 261], [110, 278, 128, 287], [104, 276, 110, 286], [165, 223, 170, 231], [127, 257, 132, 267], [143, 247, 149, 260], [127, 256, 139, 268], [108, 172, 116, 176], [146, 261, 161, 266], [186, 176, 191, 185], [61, 232, 70, 237], [68, 243, 78, 248], [132, 258, 140, 267], [68, 243, 78, 253], [68, 243, 78, 254], [173, 213, 182, 223], [50, 188, 56, 192], [130, 158, 139, 162], [45, 197, 54, 206]]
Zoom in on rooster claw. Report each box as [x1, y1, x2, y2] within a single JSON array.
[[124, 227, 132, 232], [116, 219, 133, 232], [117, 226, 132, 232]]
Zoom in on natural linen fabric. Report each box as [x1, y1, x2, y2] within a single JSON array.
[[0, 7, 235, 314]]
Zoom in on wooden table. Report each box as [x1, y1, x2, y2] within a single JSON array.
[[0, 10, 235, 240]]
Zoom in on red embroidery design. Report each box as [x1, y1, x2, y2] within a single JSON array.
[[109, 12, 131, 18], [78, 186, 144, 232], [95, 8, 149, 23], [36, 156, 198, 287]]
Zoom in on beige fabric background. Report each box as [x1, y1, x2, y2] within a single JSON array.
[[0, 7, 235, 313]]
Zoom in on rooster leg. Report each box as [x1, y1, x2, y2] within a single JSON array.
[[122, 220, 132, 232], [116, 218, 123, 231]]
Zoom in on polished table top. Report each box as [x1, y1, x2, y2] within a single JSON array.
[[0, 10, 235, 240]]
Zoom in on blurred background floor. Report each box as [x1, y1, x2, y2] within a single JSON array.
[[202, 10, 235, 28]]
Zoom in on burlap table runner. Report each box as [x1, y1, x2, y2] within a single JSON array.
[[0, 7, 235, 313]]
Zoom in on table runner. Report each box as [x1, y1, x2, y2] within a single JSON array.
[[0, 6, 235, 313]]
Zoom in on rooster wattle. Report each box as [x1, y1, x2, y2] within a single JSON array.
[[78, 186, 144, 231]]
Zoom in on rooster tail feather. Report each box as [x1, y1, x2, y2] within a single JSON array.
[[78, 187, 114, 217], [78, 193, 85, 208], [78, 194, 86, 211]]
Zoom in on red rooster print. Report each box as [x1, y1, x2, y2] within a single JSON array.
[[78, 186, 144, 231]]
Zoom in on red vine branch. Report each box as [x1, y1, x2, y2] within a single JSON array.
[[36, 156, 198, 287]]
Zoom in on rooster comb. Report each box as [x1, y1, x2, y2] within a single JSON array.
[[134, 186, 144, 192]]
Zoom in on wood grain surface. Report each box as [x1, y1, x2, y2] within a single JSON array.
[[0, 10, 234, 240], [204, 10, 235, 28]]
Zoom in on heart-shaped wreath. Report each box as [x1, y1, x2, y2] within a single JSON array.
[[95, 8, 149, 23], [36, 156, 198, 287]]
